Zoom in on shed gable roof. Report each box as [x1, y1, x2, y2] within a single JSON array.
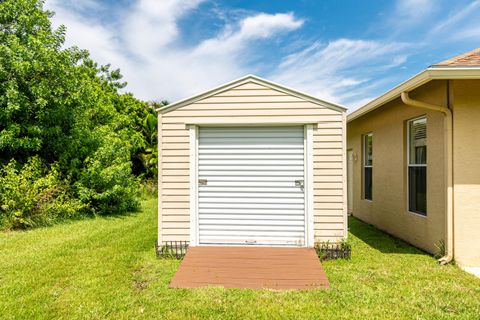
[[158, 75, 346, 114]]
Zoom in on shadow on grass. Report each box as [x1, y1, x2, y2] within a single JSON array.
[[349, 215, 429, 255]]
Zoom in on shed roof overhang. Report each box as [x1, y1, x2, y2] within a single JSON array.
[[347, 67, 480, 122]]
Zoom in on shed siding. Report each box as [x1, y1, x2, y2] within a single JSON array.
[[159, 81, 345, 244]]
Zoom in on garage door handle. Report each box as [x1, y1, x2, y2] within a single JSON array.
[[295, 180, 304, 188], [198, 179, 207, 186]]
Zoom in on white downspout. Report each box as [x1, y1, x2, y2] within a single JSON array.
[[401, 91, 453, 265]]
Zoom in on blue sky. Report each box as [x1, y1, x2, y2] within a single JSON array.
[[46, 0, 480, 110]]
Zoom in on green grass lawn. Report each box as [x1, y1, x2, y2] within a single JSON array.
[[1, 197, 479, 319]]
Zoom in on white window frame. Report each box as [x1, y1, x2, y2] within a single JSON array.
[[189, 124, 314, 247], [406, 116, 427, 217], [362, 133, 373, 201]]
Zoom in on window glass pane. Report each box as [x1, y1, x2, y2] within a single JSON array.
[[364, 167, 372, 200], [364, 134, 373, 166], [409, 118, 427, 165], [363, 133, 372, 200], [408, 166, 427, 215]]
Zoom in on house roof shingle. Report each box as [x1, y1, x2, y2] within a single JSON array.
[[432, 48, 480, 67]]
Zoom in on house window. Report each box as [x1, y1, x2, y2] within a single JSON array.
[[363, 133, 373, 200], [408, 117, 427, 215]]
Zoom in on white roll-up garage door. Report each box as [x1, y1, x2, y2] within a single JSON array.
[[198, 126, 306, 246]]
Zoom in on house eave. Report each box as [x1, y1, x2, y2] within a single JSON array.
[[347, 67, 480, 122]]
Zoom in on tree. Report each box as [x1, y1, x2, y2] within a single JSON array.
[[0, 0, 159, 227]]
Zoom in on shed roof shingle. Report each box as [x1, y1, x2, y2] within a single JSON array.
[[432, 48, 480, 67]]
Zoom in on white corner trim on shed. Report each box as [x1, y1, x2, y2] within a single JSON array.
[[157, 75, 348, 248]]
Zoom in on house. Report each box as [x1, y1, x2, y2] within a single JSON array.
[[347, 48, 480, 274], [156, 75, 347, 250]]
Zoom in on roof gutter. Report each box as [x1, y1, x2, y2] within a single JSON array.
[[400, 91, 454, 265], [348, 67, 480, 123]]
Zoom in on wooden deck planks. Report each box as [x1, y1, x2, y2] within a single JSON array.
[[169, 247, 329, 290]]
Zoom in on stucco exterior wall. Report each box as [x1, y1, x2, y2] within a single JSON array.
[[158, 80, 347, 245], [347, 80, 447, 254], [452, 79, 480, 268]]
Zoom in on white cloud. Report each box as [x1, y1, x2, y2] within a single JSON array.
[[44, 0, 412, 110], [389, 0, 480, 42], [46, 0, 125, 68], [49, 0, 101, 11], [392, 0, 436, 28], [269, 39, 410, 108], [395, 0, 434, 14], [194, 13, 303, 55], [45, 0, 304, 102], [429, 0, 480, 41], [122, 0, 205, 57], [239, 13, 304, 38], [41, 0, 480, 112]]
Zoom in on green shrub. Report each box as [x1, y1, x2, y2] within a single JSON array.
[[139, 179, 158, 200], [314, 239, 352, 261], [0, 157, 86, 229], [0, 0, 154, 228], [74, 135, 140, 215], [434, 239, 446, 259]]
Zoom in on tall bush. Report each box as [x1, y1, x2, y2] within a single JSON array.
[[0, 157, 86, 229], [0, 0, 158, 228], [75, 133, 140, 215]]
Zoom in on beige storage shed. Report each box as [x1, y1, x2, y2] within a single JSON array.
[[156, 75, 347, 249]]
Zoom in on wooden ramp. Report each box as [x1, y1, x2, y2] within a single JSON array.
[[169, 247, 329, 290]]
